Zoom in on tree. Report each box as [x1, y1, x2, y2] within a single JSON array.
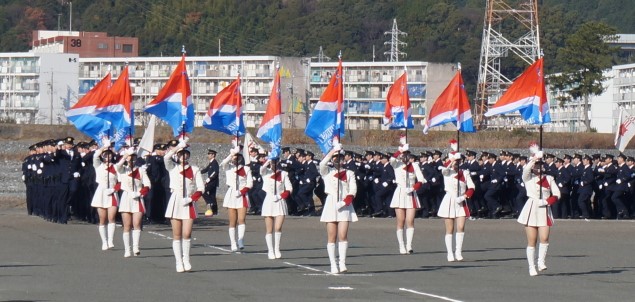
[[549, 21, 619, 132]]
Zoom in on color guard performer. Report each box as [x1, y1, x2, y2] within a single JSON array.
[[90, 141, 120, 251], [438, 152, 475, 262], [260, 158, 292, 259], [390, 141, 425, 254], [518, 149, 560, 276], [319, 144, 358, 274], [221, 145, 253, 252], [116, 149, 151, 258], [164, 141, 204, 272]]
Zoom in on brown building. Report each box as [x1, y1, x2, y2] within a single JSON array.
[[31, 30, 138, 58]]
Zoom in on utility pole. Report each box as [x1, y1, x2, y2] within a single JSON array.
[[475, 0, 541, 129], [384, 19, 407, 62], [49, 70, 54, 125]]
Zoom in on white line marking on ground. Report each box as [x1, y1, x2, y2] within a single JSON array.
[[283, 262, 325, 273], [148, 231, 171, 240], [400, 288, 464, 302], [329, 286, 354, 290]]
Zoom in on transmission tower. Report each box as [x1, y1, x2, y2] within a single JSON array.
[[475, 0, 541, 128], [311, 46, 331, 63], [384, 19, 407, 62]]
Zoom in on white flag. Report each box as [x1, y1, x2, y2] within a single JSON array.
[[137, 115, 156, 158], [614, 109, 635, 152], [243, 132, 265, 160]]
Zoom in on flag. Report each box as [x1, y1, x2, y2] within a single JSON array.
[[615, 109, 635, 152], [136, 115, 156, 158], [257, 67, 283, 159], [66, 73, 112, 143], [484, 57, 551, 124], [289, 97, 306, 113], [144, 55, 194, 137], [243, 132, 265, 160], [423, 70, 475, 133], [305, 58, 345, 154], [93, 66, 133, 150], [384, 71, 414, 129], [202, 75, 245, 136]]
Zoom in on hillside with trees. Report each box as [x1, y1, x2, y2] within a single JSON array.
[[0, 0, 632, 89]]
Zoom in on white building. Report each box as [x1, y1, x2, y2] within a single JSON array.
[[0, 52, 79, 124]]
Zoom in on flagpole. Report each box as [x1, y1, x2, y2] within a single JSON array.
[[182, 123, 186, 199], [456, 129, 460, 199], [129, 126, 136, 193], [539, 124, 543, 201]]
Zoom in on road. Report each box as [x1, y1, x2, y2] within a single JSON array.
[[1, 208, 634, 302]]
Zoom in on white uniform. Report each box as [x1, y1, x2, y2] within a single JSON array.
[[260, 166, 292, 217], [163, 150, 205, 220], [319, 155, 358, 223], [116, 159, 151, 213], [389, 157, 425, 209], [437, 167, 475, 218], [90, 149, 119, 209], [517, 159, 561, 227], [221, 154, 253, 209]]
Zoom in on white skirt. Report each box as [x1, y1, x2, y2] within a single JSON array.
[[223, 188, 251, 209], [436, 193, 470, 218], [260, 193, 288, 217], [118, 191, 145, 213], [389, 186, 421, 209], [320, 195, 358, 223], [164, 192, 197, 220], [90, 184, 119, 208], [517, 198, 554, 227]]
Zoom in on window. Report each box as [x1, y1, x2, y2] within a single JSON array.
[[97, 43, 108, 49], [115, 44, 121, 50], [122, 44, 133, 53]]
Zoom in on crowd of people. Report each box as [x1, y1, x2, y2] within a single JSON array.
[[20, 135, 634, 276]]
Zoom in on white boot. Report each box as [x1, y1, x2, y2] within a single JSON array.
[[455, 232, 465, 261], [338, 241, 348, 273], [107, 223, 116, 249], [132, 229, 141, 256], [265, 233, 275, 259], [327, 243, 338, 274], [396, 229, 406, 254], [182, 239, 192, 271], [173, 240, 184, 273], [228, 227, 237, 252], [98, 225, 108, 250], [123, 232, 131, 258], [537, 243, 549, 271], [405, 228, 414, 254], [237, 224, 246, 250], [445, 234, 455, 262], [527, 246, 538, 276], [274, 232, 282, 259]]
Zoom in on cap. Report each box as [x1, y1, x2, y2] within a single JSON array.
[[481, 151, 490, 158], [281, 147, 290, 153], [420, 151, 431, 158], [432, 150, 442, 156], [591, 153, 601, 160], [250, 147, 259, 153], [294, 148, 305, 154], [63, 137, 75, 145], [153, 143, 162, 151], [500, 150, 509, 156], [545, 153, 556, 159], [519, 155, 528, 161], [133, 137, 141, 146], [488, 153, 497, 159], [176, 148, 191, 156], [380, 152, 390, 160], [573, 153, 582, 160], [365, 150, 375, 157], [617, 153, 627, 160], [605, 154, 614, 160], [582, 154, 592, 161], [555, 157, 564, 164], [207, 149, 217, 155], [627, 156, 635, 162], [563, 154, 572, 160], [465, 150, 477, 157], [167, 139, 179, 147], [344, 150, 354, 157], [305, 151, 314, 157]]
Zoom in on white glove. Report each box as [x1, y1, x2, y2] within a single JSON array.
[[364, 164, 371, 169], [401, 144, 409, 152], [333, 143, 342, 152], [405, 187, 414, 194], [73, 172, 80, 178], [456, 195, 466, 203], [306, 178, 311, 183], [616, 179, 622, 184], [431, 177, 436, 183], [176, 141, 187, 150], [230, 146, 240, 154], [598, 168, 605, 173], [299, 180, 304, 185], [124, 148, 135, 156], [479, 175, 484, 180], [599, 184, 603, 189], [37, 169, 42, 174], [22, 175, 25, 181], [132, 192, 141, 199], [580, 181, 584, 187], [520, 183, 525, 187], [491, 179, 498, 184], [470, 172, 477, 176], [538, 199, 548, 206], [105, 188, 115, 196], [558, 183, 563, 188], [101, 138, 111, 147], [534, 151, 543, 159], [437, 166, 444, 170], [382, 182, 388, 187], [179, 136, 189, 144], [275, 194, 282, 201], [374, 178, 379, 184], [604, 182, 608, 187], [182, 197, 192, 205], [336, 201, 346, 209], [235, 191, 243, 198], [205, 178, 210, 184], [452, 152, 462, 160]]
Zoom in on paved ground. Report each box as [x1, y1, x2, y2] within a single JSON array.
[[1, 208, 634, 302]]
